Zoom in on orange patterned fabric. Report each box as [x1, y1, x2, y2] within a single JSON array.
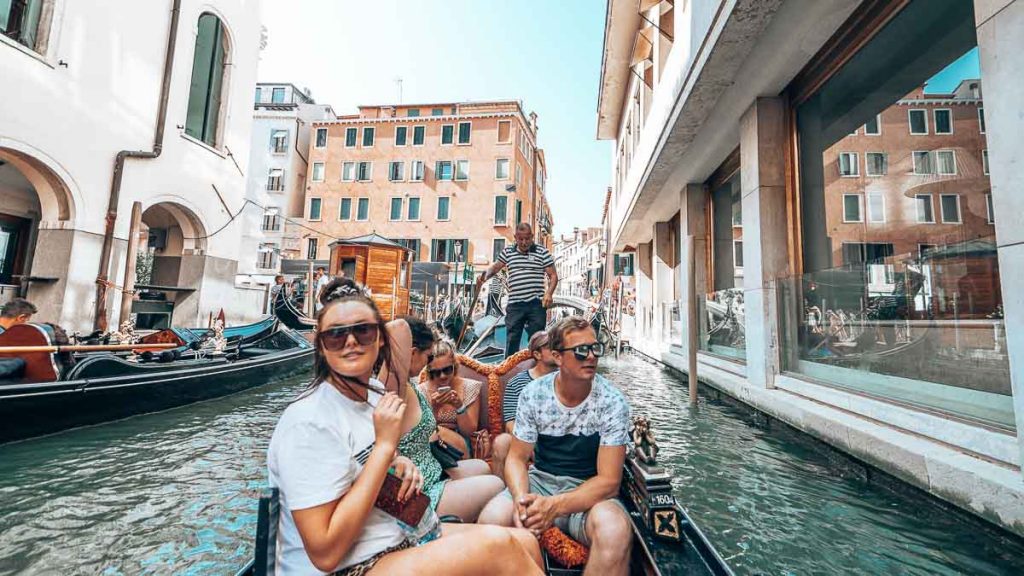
[[456, 350, 592, 567]]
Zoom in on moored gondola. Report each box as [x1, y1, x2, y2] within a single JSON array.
[[0, 320, 313, 444], [233, 351, 731, 576]]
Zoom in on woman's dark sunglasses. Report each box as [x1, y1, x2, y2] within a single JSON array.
[[557, 342, 605, 361], [428, 365, 455, 379], [320, 323, 379, 351]]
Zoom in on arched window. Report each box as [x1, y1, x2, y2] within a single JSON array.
[[185, 13, 227, 147]]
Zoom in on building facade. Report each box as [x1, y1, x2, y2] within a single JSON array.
[[598, 0, 1024, 535], [0, 0, 264, 331], [554, 227, 604, 299], [239, 83, 334, 285], [300, 100, 551, 274]]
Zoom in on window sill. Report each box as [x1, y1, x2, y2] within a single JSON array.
[[0, 34, 54, 67], [181, 133, 227, 158]]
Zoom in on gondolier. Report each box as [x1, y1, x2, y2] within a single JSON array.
[[477, 223, 558, 357]]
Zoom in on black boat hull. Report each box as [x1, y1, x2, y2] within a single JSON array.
[[0, 330, 313, 444]]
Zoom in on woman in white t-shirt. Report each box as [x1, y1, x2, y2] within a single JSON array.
[[268, 278, 543, 575]]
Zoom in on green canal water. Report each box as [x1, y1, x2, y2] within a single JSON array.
[[1, 355, 1023, 575]]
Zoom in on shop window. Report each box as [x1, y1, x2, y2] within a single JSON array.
[[702, 169, 745, 361], [786, 0, 1008, 428]]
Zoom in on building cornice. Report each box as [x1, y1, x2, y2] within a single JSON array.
[[313, 111, 540, 149]]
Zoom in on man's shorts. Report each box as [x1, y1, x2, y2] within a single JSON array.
[[499, 467, 627, 546]]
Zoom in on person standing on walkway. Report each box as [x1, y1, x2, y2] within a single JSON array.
[[477, 223, 558, 357]]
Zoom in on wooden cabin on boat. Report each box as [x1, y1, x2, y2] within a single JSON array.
[[328, 233, 412, 320]]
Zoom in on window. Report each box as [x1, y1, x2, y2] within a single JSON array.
[[257, 246, 277, 270], [867, 194, 885, 223], [986, 194, 994, 224], [838, 153, 859, 177], [516, 164, 522, 185], [271, 130, 289, 153], [437, 197, 451, 221], [493, 238, 506, 259], [436, 161, 453, 181], [919, 244, 937, 259], [614, 254, 634, 276], [494, 196, 508, 225], [407, 108, 420, 117], [457, 121, 472, 145], [915, 195, 934, 223], [315, 128, 328, 148], [342, 162, 356, 182], [389, 161, 405, 182], [2, 0, 48, 51], [431, 108, 444, 116], [515, 200, 523, 224], [842, 194, 863, 222], [362, 127, 375, 147], [339, 198, 352, 220], [272, 87, 285, 103], [411, 160, 425, 182], [357, 162, 372, 182], [309, 198, 322, 221], [407, 197, 421, 221], [267, 168, 284, 191], [983, 149, 989, 175], [431, 239, 467, 262], [497, 120, 512, 143], [307, 238, 318, 260], [934, 109, 953, 134], [936, 150, 956, 175], [395, 126, 408, 146], [979, 107, 986, 133], [913, 151, 933, 175], [441, 125, 455, 145], [455, 160, 469, 181], [940, 194, 961, 223], [908, 109, 928, 134], [185, 14, 227, 147], [311, 162, 325, 182], [345, 127, 358, 147], [864, 115, 881, 135], [397, 239, 421, 261], [865, 152, 887, 176], [733, 240, 744, 268], [255, 86, 261, 103], [412, 125, 425, 146], [495, 158, 509, 180], [357, 198, 369, 221], [390, 198, 403, 221], [261, 212, 281, 231], [841, 242, 893, 265]]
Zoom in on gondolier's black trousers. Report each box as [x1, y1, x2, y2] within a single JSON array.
[[506, 298, 546, 357]]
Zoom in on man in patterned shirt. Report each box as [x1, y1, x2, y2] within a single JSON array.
[[479, 316, 631, 575]]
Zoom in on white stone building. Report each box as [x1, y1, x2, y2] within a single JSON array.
[[237, 83, 334, 286], [599, 0, 1024, 536], [0, 0, 265, 332], [554, 227, 604, 300]]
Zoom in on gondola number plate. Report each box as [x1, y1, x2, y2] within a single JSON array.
[[651, 493, 675, 507]]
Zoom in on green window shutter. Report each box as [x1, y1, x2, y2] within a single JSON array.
[[395, 126, 407, 146], [185, 14, 225, 146], [340, 198, 351, 220], [390, 198, 403, 220], [310, 198, 322, 220], [358, 198, 369, 220], [413, 126, 425, 145], [408, 198, 420, 220]]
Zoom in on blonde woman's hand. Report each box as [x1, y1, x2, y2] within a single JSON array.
[[373, 392, 407, 449]]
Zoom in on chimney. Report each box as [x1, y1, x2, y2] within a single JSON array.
[[529, 111, 538, 135]]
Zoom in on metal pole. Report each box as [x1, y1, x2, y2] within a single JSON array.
[[307, 260, 315, 317], [686, 235, 698, 406], [118, 201, 143, 327]]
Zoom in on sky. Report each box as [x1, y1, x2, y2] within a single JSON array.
[[925, 47, 980, 93], [256, 0, 612, 238]]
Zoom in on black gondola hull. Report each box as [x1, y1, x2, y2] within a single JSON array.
[[0, 332, 313, 444]]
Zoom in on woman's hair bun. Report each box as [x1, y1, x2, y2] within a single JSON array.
[[320, 277, 370, 306]]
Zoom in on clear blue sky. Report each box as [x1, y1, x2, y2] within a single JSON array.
[[925, 47, 981, 93], [257, 0, 612, 237]]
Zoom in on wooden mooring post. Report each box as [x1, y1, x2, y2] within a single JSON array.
[[686, 235, 698, 406]]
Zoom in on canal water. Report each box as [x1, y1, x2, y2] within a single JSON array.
[[1, 355, 1023, 575]]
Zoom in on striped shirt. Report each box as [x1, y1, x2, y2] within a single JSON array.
[[503, 369, 536, 423], [498, 244, 554, 304]]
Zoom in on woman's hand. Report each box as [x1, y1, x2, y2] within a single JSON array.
[[391, 455, 424, 502], [373, 392, 407, 449], [430, 389, 460, 407]]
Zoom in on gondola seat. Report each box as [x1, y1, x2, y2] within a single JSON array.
[[0, 358, 26, 380]]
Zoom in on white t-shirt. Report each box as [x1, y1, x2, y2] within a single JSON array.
[[267, 379, 405, 575], [314, 275, 331, 308]]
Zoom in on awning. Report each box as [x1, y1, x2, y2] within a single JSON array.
[[630, 26, 654, 68]]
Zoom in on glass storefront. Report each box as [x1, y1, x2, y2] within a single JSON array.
[[701, 171, 746, 361], [782, 0, 1012, 428]]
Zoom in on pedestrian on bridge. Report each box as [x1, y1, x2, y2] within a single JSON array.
[[477, 223, 558, 357]]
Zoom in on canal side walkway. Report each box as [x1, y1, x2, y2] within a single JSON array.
[[627, 340, 1024, 539]]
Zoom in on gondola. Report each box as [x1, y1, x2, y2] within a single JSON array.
[[0, 320, 313, 444], [234, 350, 732, 576], [272, 293, 316, 333]]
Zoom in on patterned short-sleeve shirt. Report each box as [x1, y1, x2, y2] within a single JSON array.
[[514, 372, 630, 480]]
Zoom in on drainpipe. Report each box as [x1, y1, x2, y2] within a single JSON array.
[[93, 0, 182, 331]]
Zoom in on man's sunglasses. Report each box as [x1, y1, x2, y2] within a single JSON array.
[[556, 342, 605, 361], [428, 365, 455, 379], [320, 323, 379, 351]]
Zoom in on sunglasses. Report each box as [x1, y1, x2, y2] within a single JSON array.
[[320, 322, 379, 351], [556, 342, 605, 361], [428, 365, 455, 379]]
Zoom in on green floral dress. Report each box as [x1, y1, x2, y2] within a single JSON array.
[[398, 384, 448, 510]]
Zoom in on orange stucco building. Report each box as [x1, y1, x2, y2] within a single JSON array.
[[296, 100, 553, 270]]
